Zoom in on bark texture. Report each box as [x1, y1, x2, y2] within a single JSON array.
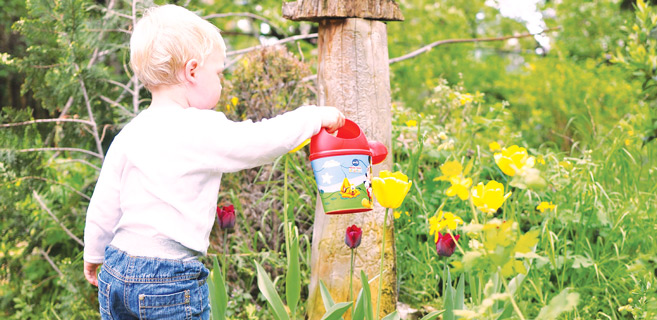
[[306, 18, 395, 319], [283, 0, 403, 21]]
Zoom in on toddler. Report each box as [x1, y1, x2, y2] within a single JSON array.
[[82, 5, 344, 319]]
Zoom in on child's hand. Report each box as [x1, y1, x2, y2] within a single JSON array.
[[317, 106, 345, 133], [84, 261, 101, 287]]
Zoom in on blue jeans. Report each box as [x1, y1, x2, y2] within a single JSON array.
[[97, 246, 210, 319]]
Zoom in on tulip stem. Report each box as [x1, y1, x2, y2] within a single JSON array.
[[222, 231, 228, 283], [283, 155, 290, 265], [350, 249, 355, 314], [376, 208, 389, 320]]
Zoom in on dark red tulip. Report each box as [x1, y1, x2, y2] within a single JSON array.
[[345, 225, 362, 249], [216, 204, 235, 230], [436, 232, 460, 257]]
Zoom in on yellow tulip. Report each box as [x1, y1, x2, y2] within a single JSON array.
[[372, 170, 412, 209], [471, 180, 512, 214], [494, 145, 535, 177]]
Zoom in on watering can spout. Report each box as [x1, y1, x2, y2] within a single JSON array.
[[369, 141, 387, 165]]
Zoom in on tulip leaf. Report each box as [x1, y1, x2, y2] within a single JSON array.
[[360, 270, 373, 320], [319, 280, 336, 310], [352, 289, 366, 320], [320, 302, 353, 320], [286, 233, 301, 317], [419, 310, 445, 320], [254, 261, 290, 320], [381, 310, 401, 320], [207, 256, 227, 320], [455, 274, 465, 310], [443, 267, 454, 320]]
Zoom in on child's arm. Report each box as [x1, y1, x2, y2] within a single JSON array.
[[198, 105, 344, 172], [82, 146, 125, 285]]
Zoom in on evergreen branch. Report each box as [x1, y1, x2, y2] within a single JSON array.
[[32, 190, 85, 247], [388, 27, 561, 64], [0, 118, 94, 127], [13, 147, 103, 159]]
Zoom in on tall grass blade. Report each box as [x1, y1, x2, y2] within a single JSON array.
[[286, 232, 301, 317], [254, 261, 290, 320], [208, 255, 227, 320]]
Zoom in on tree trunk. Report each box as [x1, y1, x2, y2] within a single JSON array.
[[307, 18, 395, 319]]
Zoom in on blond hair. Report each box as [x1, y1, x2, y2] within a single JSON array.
[[130, 5, 226, 89]]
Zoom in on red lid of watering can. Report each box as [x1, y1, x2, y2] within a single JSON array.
[[309, 119, 372, 161]]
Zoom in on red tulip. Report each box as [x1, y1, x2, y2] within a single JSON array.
[[345, 225, 362, 249], [216, 204, 235, 230], [436, 232, 460, 257]]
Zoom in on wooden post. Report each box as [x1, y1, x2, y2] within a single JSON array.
[[283, 1, 403, 319]]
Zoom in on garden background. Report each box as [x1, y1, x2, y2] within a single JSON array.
[[1, 0, 657, 319]]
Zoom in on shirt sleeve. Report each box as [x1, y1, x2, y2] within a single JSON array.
[[83, 143, 125, 264], [193, 105, 324, 173]]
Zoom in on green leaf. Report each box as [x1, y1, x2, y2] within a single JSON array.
[[360, 270, 374, 320], [208, 256, 227, 320], [381, 310, 401, 320], [319, 280, 336, 310], [320, 302, 353, 320], [536, 288, 580, 320], [443, 267, 454, 320], [254, 261, 290, 320], [286, 233, 301, 316], [420, 310, 445, 320], [455, 274, 465, 310], [352, 289, 366, 320]]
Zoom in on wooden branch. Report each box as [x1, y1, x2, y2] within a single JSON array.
[[14, 147, 103, 159], [32, 190, 85, 247], [100, 95, 136, 117], [0, 118, 94, 128], [204, 12, 286, 36], [104, 79, 135, 95], [58, 97, 75, 119], [227, 33, 318, 57], [56, 158, 101, 171], [38, 247, 64, 278], [389, 27, 562, 64], [9, 176, 92, 200], [73, 63, 104, 160]]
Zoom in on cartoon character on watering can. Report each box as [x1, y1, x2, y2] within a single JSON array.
[[309, 119, 387, 214]]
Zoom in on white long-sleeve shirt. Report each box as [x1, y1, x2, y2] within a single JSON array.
[[83, 104, 322, 264]]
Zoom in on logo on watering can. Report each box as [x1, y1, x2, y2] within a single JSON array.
[[309, 119, 387, 215]]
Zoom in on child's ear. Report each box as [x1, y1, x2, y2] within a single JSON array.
[[183, 59, 199, 83]]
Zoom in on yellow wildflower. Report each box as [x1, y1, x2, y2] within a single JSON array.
[[559, 161, 573, 170], [440, 161, 462, 178], [438, 132, 448, 140], [494, 145, 535, 177], [405, 120, 418, 127], [372, 170, 412, 209], [536, 201, 556, 213], [625, 139, 631, 146], [489, 141, 501, 152], [429, 211, 463, 242], [471, 180, 512, 214], [459, 93, 474, 105], [231, 96, 239, 106], [446, 176, 472, 200]]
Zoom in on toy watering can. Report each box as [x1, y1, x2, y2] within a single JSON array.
[[309, 119, 388, 214]]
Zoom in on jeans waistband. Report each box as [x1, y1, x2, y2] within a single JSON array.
[[110, 229, 201, 261], [102, 245, 207, 283]]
